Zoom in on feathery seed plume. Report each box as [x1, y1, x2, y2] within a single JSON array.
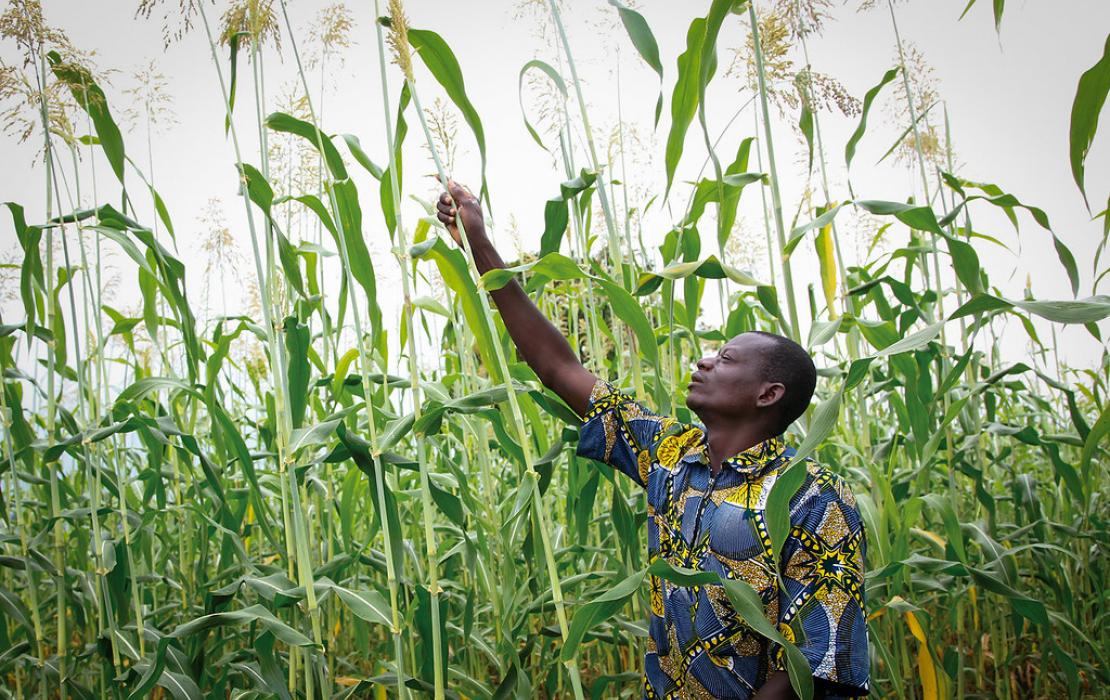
[[386, 0, 413, 82]]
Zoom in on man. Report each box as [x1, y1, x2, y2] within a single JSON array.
[[437, 182, 869, 700]]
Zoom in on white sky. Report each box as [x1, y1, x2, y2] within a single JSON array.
[[2, 0, 1108, 377]]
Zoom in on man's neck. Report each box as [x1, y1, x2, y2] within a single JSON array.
[[702, 415, 777, 475]]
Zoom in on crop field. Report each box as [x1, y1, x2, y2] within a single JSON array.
[[0, 0, 1108, 698]]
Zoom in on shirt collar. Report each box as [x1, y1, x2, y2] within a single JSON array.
[[682, 432, 788, 473]]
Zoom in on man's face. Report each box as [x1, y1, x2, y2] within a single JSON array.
[[685, 332, 782, 421]]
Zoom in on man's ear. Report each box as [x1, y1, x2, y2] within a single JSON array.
[[756, 382, 786, 408]]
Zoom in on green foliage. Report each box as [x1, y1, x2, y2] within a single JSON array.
[[0, 4, 1106, 700]]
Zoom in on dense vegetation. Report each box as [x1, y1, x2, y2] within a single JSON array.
[[1, 0, 1108, 698]]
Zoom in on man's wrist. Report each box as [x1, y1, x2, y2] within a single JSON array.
[[468, 233, 503, 275]]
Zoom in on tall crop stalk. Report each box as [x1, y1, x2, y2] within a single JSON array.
[[27, 46, 68, 699], [788, 2, 870, 450], [885, 0, 947, 323], [195, 4, 324, 696], [547, 0, 638, 390], [546, 0, 628, 292], [386, 4, 586, 696], [753, 109, 778, 290], [748, 1, 800, 341], [550, 42, 605, 374], [2, 416, 46, 694]]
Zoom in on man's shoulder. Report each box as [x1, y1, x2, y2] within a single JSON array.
[[791, 458, 861, 511], [582, 379, 685, 430]]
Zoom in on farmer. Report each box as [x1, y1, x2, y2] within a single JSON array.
[[437, 182, 870, 700]]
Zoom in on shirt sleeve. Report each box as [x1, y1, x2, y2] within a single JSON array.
[[776, 465, 871, 696], [575, 378, 681, 487]]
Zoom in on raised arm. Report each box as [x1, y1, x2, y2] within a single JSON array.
[[437, 181, 596, 417]]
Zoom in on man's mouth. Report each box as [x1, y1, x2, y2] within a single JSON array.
[[689, 372, 706, 385]]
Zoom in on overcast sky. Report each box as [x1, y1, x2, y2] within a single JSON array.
[[2, 0, 1108, 374]]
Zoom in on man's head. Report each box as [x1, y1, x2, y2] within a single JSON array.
[[685, 331, 817, 435]]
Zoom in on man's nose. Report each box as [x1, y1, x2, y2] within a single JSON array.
[[696, 356, 713, 371]]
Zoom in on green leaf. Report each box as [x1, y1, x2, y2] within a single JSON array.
[[718, 577, 813, 700], [480, 252, 584, 291], [48, 52, 125, 184], [846, 67, 898, 169], [288, 404, 360, 456], [237, 163, 305, 297], [115, 377, 202, 405], [875, 100, 937, 165], [540, 198, 571, 259], [634, 255, 761, 295], [718, 138, 757, 252], [766, 390, 843, 563], [942, 232, 983, 294], [332, 585, 393, 628], [876, 320, 944, 357], [380, 82, 411, 238], [1069, 33, 1110, 208], [1015, 296, 1110, 324], [414, 584, 448, 685], [224, 31, 243, 136], [856, 200, 943, 235], [665, 16, 709, 197], [518, 59, 567, 150], [598, 278, 659, 366], [284, 316, 311, 429], [608, 0, 664, 125], [170, 604, 315, 648], [539, 170, 597, 257], [329, 178, 383, 346], [411, 228, 503, 383], [942, 185, 1079, 295], [341, 133, 384, 179], [1078, 394, 1110, 485], [560, 567, 648, 662], [798, 97, 814, 173], [646, 558, 718, 587], [784, 203, 845, 257], [0, 584, 33, 635], [5, 203, 43, 334], [409, 27, 489, 205], [265, 111, 348, 179], [949, 293, 1012, 319], [125, 638, 175, 700], [959, 0, 1007, 32]]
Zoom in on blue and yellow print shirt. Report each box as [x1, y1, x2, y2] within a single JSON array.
[[577, 380, 870, 699]]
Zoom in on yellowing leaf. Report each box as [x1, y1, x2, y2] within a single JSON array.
[[905, 611, 939, 700], [815, 220, 838, 319]]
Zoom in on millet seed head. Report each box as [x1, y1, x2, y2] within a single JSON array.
[[386, 0, 414, 82]]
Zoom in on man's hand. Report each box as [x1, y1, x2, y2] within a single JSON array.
[[436, 180, 485, 247], [752, 672, 826, 700]]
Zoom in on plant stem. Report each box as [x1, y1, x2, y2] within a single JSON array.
[[748, 1, 800, 341]]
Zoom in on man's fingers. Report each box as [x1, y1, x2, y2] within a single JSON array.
[[447, 180, 474, 207]]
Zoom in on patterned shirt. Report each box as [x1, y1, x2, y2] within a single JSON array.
[[577, 380, 870, 699]]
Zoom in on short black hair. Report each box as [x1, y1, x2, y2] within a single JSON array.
[[746, 331, 817, 434]]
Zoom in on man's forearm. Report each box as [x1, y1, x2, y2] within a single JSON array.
[[467, 234, 587, 404]]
